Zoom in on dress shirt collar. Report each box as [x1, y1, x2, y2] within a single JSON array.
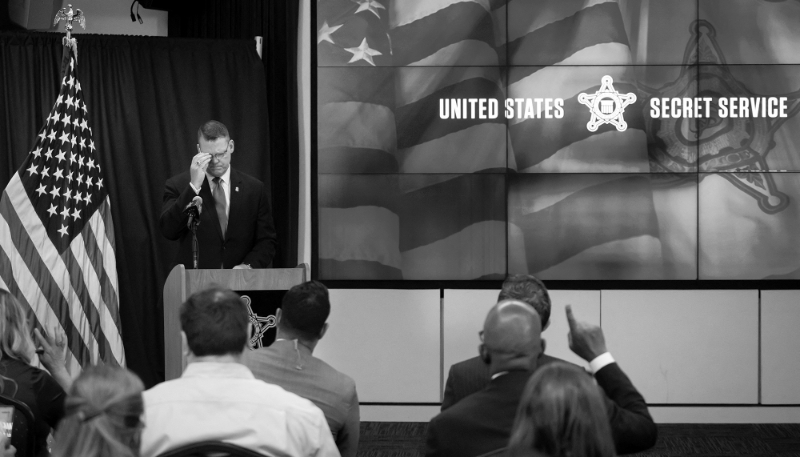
[[206, 165, 231, 185], [182, 361, 254, 379]]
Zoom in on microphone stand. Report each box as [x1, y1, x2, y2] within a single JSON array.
[[186, 207, 201, 269]]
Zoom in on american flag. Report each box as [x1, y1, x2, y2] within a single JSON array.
[[0, 45, 124, 372]]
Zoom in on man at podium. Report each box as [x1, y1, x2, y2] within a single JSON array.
[[160, 120, 277, 269]]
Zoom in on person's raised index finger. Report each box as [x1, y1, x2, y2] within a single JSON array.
[[565, 305, 578, 328]]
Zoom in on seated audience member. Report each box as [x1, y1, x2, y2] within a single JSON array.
[[426, 299, 544, 457], [245, 281, 359, 457], [0, 290, 70, 456], [53, 365, 145, 457], [140, 286, 339, 457], [506, 363, 616, 457], [442, 275, 567, 411]]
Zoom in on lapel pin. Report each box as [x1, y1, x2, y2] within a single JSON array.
[[235, 187, 239, 192]]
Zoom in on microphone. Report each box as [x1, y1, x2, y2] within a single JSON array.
[[185, 196, 202, 229]]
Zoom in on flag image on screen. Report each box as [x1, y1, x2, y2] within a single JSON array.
[[0, 46, 124, 371], [319, 174, 506, 280], [316, 0, 800, 281]]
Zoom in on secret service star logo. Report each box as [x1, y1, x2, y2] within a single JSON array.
[[578, 75, 637, 132]]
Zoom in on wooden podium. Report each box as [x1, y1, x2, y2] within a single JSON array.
[[163, 265, 307, 380]]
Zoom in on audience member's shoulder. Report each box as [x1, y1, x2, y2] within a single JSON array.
[[451, 355, 486, 373]]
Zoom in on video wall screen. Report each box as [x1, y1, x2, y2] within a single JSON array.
[[315, 0, 800, 280]]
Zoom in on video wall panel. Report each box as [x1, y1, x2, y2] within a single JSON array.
[[316, 0, 800, 280]]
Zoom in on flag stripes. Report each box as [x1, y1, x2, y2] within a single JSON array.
[[0, 190, 93, 365]]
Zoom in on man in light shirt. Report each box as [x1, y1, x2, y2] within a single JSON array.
[[140, 286, 339, 457]]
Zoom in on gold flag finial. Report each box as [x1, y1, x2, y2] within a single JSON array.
[[53, 4, 86, 61]]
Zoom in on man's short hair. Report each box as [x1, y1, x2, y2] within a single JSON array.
[[180, 286, 248, 356], [498, 274, 551, 327], [197, 120, 230, 142], [281, 280, 331, 340]]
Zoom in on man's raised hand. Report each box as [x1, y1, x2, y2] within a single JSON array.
[[566, 304, 608, 362]]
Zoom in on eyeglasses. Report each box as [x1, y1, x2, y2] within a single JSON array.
[[209, 151, 228, 161]]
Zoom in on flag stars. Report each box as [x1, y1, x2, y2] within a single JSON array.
[[49, 111, 60, 124], [80, 119, 88, 131], [38, 130, 48, 141], [87, 158, 95, 169], [80, 101, 88, 114], [79, 138, 86, 150], [72, 117, 80, 129], [49, 186, 60, 199], [47, 204, 58, 218], [344, 38, 382, 66], [77, 173, 84, 185], [84, 193, 92, 205], [45, 148, 53, 160], [69, 135, 77, 148], [65, 95, 75, 109], [69, 153, 78, 166], [59, 132, 71, 145], [318, 21, 343, 44], [32, 147, 42, 158], [353, 0, 385, 19], [26, 163, 39, 176], [76, 81, 81, 92], [67, 76, 75, 88], [96, 178, 103, 190], [86, 176, 93, 188], [61, 113, 71, 126], [53, 168, 64, 181], [35, 183, 47, 197], [78, 156, 86, 168], [57, 225, 69, 237], [41, 167, 50, 178], [71, 208, 81, 220], [55, 94, 63, 106], [66, 171, 74, 183], [89, 140, 95, 152], [60, 207, 71, 220], [56, 150, 66, 163], [48, 130, 57, 142]]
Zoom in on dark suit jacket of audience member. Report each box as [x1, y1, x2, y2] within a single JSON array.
[[434, 362, 657, 456], [441, 353, 566, 411], [160, 169, 277, 269], [427, 370, 531, 457], [244, 341, 360, 457]]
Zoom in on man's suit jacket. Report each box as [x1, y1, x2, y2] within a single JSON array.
[[160, 169, 277, 269], [441, 353, 566, 411], [427, 370, 530, 457], [431, 362, 657, 456], [244, 341, 360, 457]]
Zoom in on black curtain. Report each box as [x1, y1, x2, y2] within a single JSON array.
[[0, 32, 270, 387], [168, 0, 300, 270]]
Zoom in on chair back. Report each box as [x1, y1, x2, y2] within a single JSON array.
[[155, 441, 268, 457], [0, 394, 36, 457]]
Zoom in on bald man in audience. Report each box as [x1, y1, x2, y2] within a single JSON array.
[[441, 274, 567, 411], [426, 299, 544, 457]]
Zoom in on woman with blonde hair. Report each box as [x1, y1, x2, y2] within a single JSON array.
[[506, 363, 616, 457], [53, 365, 145, 457], [0, 289, 69, 456]]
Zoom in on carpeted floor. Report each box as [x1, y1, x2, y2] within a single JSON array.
[[356, 423, 800, 457]]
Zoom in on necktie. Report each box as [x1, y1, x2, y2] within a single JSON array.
[[212, 177, 227, 237]]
